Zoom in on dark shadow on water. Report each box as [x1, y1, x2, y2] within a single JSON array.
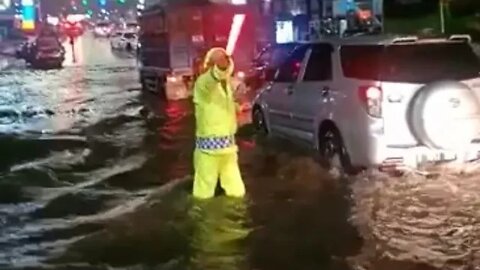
[[0, 182, 32, 203], [48, 190, 252, 269], [241, 137, 362, 270], [0, 135, 88, 172], [32, 191, 119, 218], [26, 223, 105, 243], [188, 196, 251, 270]]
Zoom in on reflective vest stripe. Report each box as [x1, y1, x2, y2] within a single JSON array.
[[195, 135, 235, 150]]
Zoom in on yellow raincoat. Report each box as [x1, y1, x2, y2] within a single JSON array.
[[192, 48, 246, 199]]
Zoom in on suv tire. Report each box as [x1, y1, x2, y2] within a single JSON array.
[[252, 107, 268, 134], [126, 42, 133, 52], [318, 126, 354, 175]]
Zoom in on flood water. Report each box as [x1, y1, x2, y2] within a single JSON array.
[[0, 34, 480, 270]]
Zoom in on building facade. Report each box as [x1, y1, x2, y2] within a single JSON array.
[[0, 0, 16, 39], [262, 0, 384, 42]]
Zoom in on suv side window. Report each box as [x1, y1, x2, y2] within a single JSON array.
[[303, 43, 333, 81], [274, 45, 308, 83], [256, 48, 272, 64]]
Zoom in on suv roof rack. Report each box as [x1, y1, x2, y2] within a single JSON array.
[[391, 36, 418, 44], [448, 34, 471, 43]]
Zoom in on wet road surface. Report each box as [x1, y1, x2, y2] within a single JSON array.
[[1, 34, 480, 270]]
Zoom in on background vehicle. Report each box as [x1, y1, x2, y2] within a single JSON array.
[[16, 35, 65, 68], [94, 21, 114, 38], [245, 42, 298, 91], [110, 31, 138, 51], [138, 2, 257, 100], [124, 21, 139, 33], [253, 35, 480, 173]]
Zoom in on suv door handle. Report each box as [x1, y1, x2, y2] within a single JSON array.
[[321, 86, 330, 97]]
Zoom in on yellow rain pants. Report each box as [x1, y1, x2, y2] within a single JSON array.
[[188, 197, 250, 269], [192, 48, 246, 199]]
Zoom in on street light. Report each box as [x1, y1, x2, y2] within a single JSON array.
[[439, 0, 451, 34]]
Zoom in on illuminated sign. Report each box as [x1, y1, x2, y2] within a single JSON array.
[[275, 20, 293, 44], [21, 0, 35, 30], [231, 0, 246, 4], [0, 0, 11, 11]]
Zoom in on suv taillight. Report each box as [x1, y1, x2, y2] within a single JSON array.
[[358, 86, 382, 118]]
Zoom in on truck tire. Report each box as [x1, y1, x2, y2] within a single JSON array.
[[141, 76, 167, 100], [155, 76, 167, 100], [126, 43, 133, 52], [408, 80, 480, 150], [140, 76, 148, 91]]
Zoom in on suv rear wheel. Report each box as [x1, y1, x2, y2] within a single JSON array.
[[318, 127, 354, 175]]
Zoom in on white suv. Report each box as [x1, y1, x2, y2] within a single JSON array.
[[252, 34, 480, 173]]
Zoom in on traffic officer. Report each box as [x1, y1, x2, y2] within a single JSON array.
[[192, 47, 246, 199]]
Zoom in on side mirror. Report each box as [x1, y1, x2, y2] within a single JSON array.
[[253, 59, 264, 67], [264, 68, 276, 81]]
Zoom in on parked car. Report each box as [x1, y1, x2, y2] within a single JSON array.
[[94, 21, 114, 38], [16, 34, 65, 68], [252, 34, 480, 173], [110, 31, 138, 52]]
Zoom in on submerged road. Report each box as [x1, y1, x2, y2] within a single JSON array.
[[0, 34, 479, 270]]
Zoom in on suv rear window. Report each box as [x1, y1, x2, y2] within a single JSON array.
[[341, 43, 480, 83]]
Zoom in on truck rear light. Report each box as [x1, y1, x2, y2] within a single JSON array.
[[358, 86, 382, 118]]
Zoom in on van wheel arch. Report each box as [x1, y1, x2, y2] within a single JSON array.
[[317, 120, 357, 175]]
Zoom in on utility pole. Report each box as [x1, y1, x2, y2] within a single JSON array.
[[439, 0, 445, 34], [36, 0, 42, 22]]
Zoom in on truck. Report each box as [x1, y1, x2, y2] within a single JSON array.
[[137, 1, 257, 100], [312, 0, 383, 37]]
